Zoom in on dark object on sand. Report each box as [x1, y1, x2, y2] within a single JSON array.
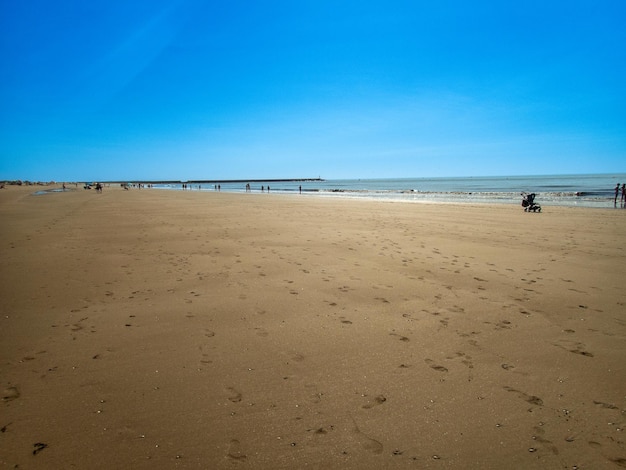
[[33, 442, 48, 455], [521, 192, 541, 212]]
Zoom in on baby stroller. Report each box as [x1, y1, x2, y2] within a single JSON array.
[[521, 192, 541, 212]]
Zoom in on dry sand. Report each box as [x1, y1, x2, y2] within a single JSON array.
[[1, 185, 625, 469]]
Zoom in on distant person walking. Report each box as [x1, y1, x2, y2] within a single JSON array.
[[621, 183, 626, 206], [615, 183, 621, 206]]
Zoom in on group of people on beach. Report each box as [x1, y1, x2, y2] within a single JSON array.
[[245, 183, 270, 192], [615, 183, 626, 207]]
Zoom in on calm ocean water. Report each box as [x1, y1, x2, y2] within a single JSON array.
[[155, 174, 626, 208]]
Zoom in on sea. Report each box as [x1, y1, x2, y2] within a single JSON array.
[[153, 174, 626, 209]]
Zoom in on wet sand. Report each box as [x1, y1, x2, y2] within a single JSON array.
[[1, 185, 625, 469]]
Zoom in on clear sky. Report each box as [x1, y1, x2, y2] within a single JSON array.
[[1, 0, 625, 181]]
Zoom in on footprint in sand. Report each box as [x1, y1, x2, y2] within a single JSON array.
[[226, 439, 247, 461], [389, 333, 410, 342], [226, 387, 242, 403], [2, 385, 20, 402], [610, 457, 626, 467], [532, 425, 559, 455], [424, 358, 448, 373], [446, 352, 474, 380], [592, 400, 619, 410], [495, 320, 512, 330], [362, 394, 387, 409], [552, 340, 594, 357], [198, 345, 213, 365], [503, 386, 543, 406]]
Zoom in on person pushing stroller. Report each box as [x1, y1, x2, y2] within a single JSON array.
[[521, 192, 541, 212]]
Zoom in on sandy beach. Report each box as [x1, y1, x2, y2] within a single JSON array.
[[1, 185, 624, 469]]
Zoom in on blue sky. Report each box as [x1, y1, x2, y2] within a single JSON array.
[[1, 0, 624, 181]]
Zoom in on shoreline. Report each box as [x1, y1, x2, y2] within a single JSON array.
[[19, 182, 626, 210], [5, 172, 624, 210]]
